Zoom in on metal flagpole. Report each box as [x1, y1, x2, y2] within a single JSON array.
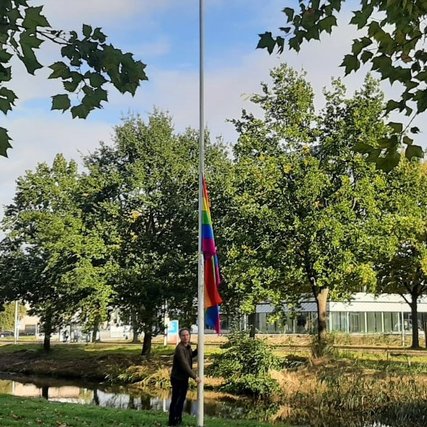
[[197, 0, 205, 425]]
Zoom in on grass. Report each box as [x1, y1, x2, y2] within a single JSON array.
[[0, 395, 287, 427], [1, 337, 427, 426]]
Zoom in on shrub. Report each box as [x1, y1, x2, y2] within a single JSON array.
[[207, 331, 280, 399]]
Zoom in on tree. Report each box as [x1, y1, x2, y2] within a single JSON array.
[[258, 0, 426, 169], [374, 159, 427, 349], [83, 112, 233, 356], [0, 154, 112, 351], [0, 1, 147, 156], [227, 65, 384, 346]]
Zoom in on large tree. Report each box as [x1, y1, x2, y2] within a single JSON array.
[[0, 154, 112, 351], [83, 112, 232, 356], [227, 65, 384, 346], [0, 1, 147, 156], [258, 0, 426, 169], [374, 159, 427, 349]]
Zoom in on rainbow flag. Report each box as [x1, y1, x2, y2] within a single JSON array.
[[202, 177, 222, 333]]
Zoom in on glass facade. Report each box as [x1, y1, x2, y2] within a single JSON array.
[[252, 310, 427, 335]]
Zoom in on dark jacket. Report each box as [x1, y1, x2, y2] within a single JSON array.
[[171, 342, 198, 381]]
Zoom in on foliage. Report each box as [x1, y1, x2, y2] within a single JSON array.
[[0, 154, 113, 349], [372, 159, 427, 348], [0, 302, 26, 331], [0, 1, 147, 156], [226, 65, 386, 345], [258, 0, 427, 169], [82, 112, 233, 352], [208, 331, 280, 398]]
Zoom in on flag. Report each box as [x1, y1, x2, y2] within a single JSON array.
[[201, 177, 222, 333]]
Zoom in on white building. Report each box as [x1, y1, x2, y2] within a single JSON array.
[[253, 293, 427, 335]]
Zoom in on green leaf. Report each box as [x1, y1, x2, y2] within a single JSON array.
[[0, 87, 18, 114], [318, 15, 337, 33], [282, 7, 294, 22], [385, 99, 400, 113], [376, 150, 401, 172], [402, 135, 413, 146], [341, 54, 360, 75], [257, 32, 277, 54], [0, 50, 13, 63], [71, 104, 90, 119], [354, 141, 373, 153], [415, 91, 427, 113], [0, 127, 12, 157], [371, 54, 392, 73], [92, 28, 107, 42], [377, 138, 392, 149], [360, 50, 374, 63], [0, 64, 12, 82], [22, 6, 50, 30], [18, 31, 43, 74], [366, 148, 381, 162], [48, 61, 71, 79], [51, 94, 71, 112], [387, 121, 403, 133], [18, 50, 43, 74], [82, 24, 92, 38], [86, 72, 107, 87], [405, 144, 424, 160], [351, 40, 365, 56], [410, 126, 420, 134]]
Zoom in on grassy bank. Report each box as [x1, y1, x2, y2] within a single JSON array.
[[0, 395, 287, 426], [1, 339, 427, 426]]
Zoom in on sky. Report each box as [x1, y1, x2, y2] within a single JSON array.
[[0, 0, 425, 211]]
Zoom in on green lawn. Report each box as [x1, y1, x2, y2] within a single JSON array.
[[0, 395, 288, 426]]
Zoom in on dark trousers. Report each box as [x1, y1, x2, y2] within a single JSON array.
[[168, 377, 189, 426]]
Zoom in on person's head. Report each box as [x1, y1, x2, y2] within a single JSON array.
[[179, 327, 191, 345]]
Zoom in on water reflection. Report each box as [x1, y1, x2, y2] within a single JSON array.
[[0, 374, 395, 426], [0, 374, 261, 419]]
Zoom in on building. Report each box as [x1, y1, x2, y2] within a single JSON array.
[[253, 293, 427, 335]]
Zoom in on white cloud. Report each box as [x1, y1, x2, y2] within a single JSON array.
[[0, 115, 112, 210], [1, 1, 425, 214], [41, 0, 173, 29]]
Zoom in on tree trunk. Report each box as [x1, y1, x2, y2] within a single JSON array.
[[248, 312, 256, 338], [311, 286, 329, 358], [315, 287, 329, 341], [423, 320, 427, 349], [410, 295, 420, 349], [43, 334, 51, 352], [92, 321, 99, 343], [131, 312, 139, 343], [141, 330, 152, 358], [93, 388, 99, 406], [41, 386, 49, 399], [42, 316, 52, 352]]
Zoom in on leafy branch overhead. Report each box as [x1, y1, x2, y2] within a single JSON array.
[[258, 0, 427, 170], [0, 1, 148, 157]]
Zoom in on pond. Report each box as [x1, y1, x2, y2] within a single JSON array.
[[0, 373, 278, 422], [0, 373, 393, 427]]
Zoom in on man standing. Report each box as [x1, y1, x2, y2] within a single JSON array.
[[168, 327, 200, 426]]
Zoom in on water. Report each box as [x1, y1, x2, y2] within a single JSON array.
[[0, 373, 271, 420], [0, 373, 394, 426]]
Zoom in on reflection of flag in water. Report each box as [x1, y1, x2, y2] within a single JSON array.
[[201, 177, 222, 333]]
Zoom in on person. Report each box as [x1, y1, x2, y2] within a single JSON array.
[[168, 327, 200, 426]]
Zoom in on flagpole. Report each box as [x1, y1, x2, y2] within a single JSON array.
[[197, 0, 205, 426]]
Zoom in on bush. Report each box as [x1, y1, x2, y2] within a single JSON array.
[[207, 331, 280, 399], [221, 374, 280, 398]]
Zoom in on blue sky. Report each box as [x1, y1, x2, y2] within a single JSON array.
[[0, 0, 425, 211]]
